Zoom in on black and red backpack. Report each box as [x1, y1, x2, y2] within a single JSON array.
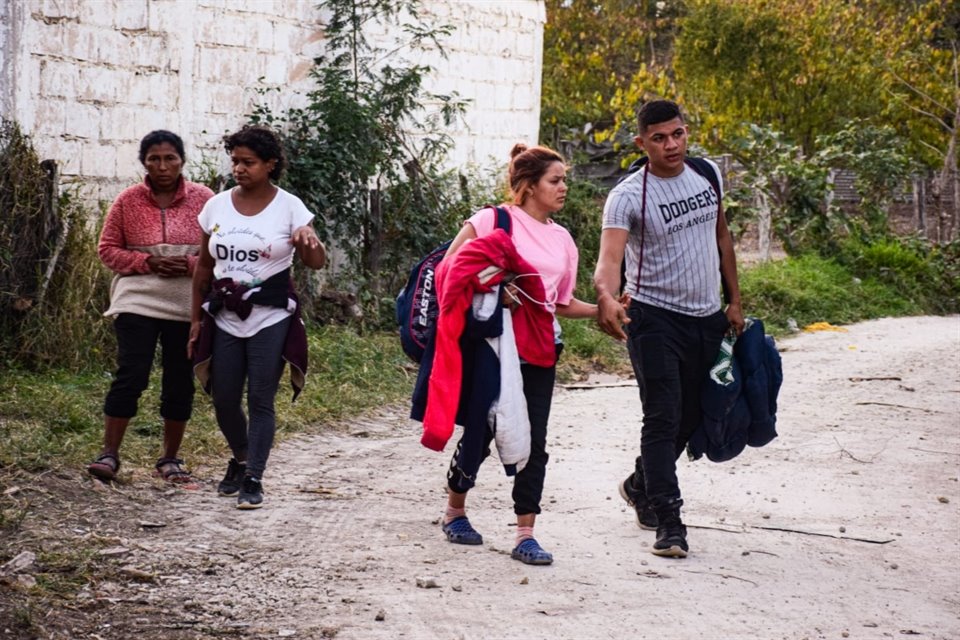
[[395, 205, 512, 363]]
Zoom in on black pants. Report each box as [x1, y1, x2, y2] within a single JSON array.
[[626, 302, 727, 511], [103, 313, 195, 421], [447, 349, 559, 516], [210, 317, 290, 479]]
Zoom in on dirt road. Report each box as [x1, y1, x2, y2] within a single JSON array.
[[16, 316, 960, 639]]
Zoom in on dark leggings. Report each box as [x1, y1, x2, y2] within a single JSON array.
[[103, 313, 194, 421], [447, 353, 558, 516], [210, 317, 290, 479], [627, 301, 727, 511]]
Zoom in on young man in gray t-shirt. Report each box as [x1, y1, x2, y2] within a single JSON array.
[[594, 100, 745, 558]]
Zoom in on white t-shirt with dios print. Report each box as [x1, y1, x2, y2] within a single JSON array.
[[197, 187, 314, 338]]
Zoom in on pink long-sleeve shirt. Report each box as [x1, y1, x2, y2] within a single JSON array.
[[98, 176, 213, 321]]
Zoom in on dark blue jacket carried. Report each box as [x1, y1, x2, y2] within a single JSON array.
[[687, 319, 783, 462]]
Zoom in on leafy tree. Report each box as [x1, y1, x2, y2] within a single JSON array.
[[727, 121, 914, 256], [540, 0, 683, 146], [726, 124, 831, 256], [883, 0, 958, 239], [675, 0, 889, 154], [251, 0, 468, 304], [817, 124, 914, 236]]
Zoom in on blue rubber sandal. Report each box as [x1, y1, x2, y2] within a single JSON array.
[[441, 516, 483, 545], [511, 538, 553, 565]]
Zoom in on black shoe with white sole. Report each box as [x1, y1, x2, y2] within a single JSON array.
[[618, 472, 659, 530]]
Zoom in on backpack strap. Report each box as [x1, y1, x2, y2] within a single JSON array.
[[684, 156, 722, 200], [683, 157, 732, 305], [628, 156, 731, 304], [490, 205, 512, 235]]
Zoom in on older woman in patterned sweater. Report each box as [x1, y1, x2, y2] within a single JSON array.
[[87, 130, 213, 485]]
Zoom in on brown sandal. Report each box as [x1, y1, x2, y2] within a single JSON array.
[[87, 453, 120, 482], [154, 458, 199, 489]]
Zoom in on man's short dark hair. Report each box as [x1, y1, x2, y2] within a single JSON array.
[[637, 100, 685, 133]]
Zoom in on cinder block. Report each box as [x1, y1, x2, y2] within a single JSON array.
[[99, 104, 140, 141], [56, 139, 83, 175], [263, 55, 288, 85], [201, 82, 244, 116], [64, 101, 103, 139], [512, 83, 535, 111], [117, 71, 149, 106], [114, 0, 149, 30], [271, 20, 299, 52], [90, 28, 130, 66], [199, 13, 247, 48], [39, 59, 79, 99], [79, 1, 117, 27], [78, 65, 116, 103], [196, 47, 247, 84], [147, 72, 179, 111], [253, 18, 274, 51], [147, 1, 186, 33], [61, 23, 102, 60], [33, 98, 67, 137], [39, 0, 81, 21], [115, 141, 144, 179], [80, 141, 119, 178], [494, 85, 512, 111], [197, 0, 229, 9], [124, 33, 171, 69]]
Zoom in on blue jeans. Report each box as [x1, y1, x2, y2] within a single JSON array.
[[626, 301, 727, 512], [210, 317, 291, 479]]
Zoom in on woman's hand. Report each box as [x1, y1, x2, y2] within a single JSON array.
[[291, 225, 320, 251], [187, 320, 201, 359], [147, 255, 189, 277], [291, 225, 326, 269]]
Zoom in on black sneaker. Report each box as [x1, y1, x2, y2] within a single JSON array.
[[237, 476, 264, 510], [651, 509, 688, 558], [217, 458, 246, 497], [618, 472, 659, 530]]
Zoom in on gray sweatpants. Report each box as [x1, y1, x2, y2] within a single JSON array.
[[210, 316, 291, 479]]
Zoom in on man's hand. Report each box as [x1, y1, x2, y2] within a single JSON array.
[[596, 292, 630, 341], [147, 255, 189, 277], [726, 301, 746, 336]]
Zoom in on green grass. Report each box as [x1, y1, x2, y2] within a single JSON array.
[[0, 249, 952, 477], [0, 325, 414, 474], [740, 253, 923, 335], [557, 315, 632, 382]]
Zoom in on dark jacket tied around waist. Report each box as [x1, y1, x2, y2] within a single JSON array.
[[192, 268, 308, 401], [688, 318, 783, 463]]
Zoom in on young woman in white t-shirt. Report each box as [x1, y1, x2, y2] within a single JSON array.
[[189, 125, 325, 509]]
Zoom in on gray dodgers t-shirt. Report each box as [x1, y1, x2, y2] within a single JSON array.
[[602, 162, 723, 317]]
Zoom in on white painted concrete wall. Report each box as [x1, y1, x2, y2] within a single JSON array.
[[0, 0, 545, 202]]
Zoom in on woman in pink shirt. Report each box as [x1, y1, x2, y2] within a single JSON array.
[[438, 144, 597, 565]]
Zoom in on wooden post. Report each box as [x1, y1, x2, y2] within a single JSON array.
[[914, 176, 925, 237], [36, 159, 67, 308]]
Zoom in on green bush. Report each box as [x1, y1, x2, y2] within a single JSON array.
[[741, 253, 921, 335], [836, 235, 960, 313]]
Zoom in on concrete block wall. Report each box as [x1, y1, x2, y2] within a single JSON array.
[[423, 0, 546, 171], [0, 0, 545, 203]]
